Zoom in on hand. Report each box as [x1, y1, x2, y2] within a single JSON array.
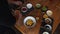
[[7, 0, 22, 6], [12, 10, 23, 25]]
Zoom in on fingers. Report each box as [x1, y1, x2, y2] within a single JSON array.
[[8, 0, 22, 6], [11, 9, 22, 20], [11, 1, 22, 6]]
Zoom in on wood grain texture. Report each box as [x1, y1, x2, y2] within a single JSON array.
[[15, 0, 60, 34]]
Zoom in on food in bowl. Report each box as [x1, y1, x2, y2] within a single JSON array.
[[26, 19, 34, 26]]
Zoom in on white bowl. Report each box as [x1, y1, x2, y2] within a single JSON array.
[[26, 3, 33, 9], [23, 16, 36, 28], [43, 32, 49, 34], [46, 10, 53, 16]]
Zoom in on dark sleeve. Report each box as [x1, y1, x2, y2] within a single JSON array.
[[0, 25, 23, 34], [0, 25, 16, 34], [0, 0, 16, 26]]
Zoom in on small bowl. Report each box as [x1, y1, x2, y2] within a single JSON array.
[[45, 24, 52, 31], [46, 10, 53, 16], [26, 3, 33, 9], [43, 32, 49, 34], [21, 7, 28, 13], [45, 18, 52, 24]]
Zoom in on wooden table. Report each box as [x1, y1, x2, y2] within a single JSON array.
[[14, 0, 60, 34]]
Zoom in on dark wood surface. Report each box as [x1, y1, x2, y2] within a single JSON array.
[[15, 0, 60, 34]]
